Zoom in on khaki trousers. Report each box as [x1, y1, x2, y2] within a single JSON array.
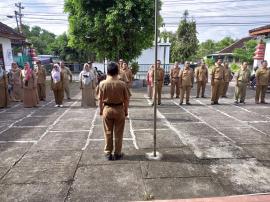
[[255, 85, 268, 103], [103, 105, 125, 155], [170, 78, 180, 98], [197, 81, 206, 97], [37, 83, 46, 100], [152, 82, 163, 104], [211, 79, 223, 103], [234, 82, 247, 102], [222, 82, 229, 97], [64, 80, 71, 99], [180, 85, 191, 103]]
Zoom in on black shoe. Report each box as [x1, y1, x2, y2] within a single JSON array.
[[201, 96, 206, 98], [240, 100, 245, 104], [261, 101, 268, 104], [176, 96, 179, 98], [186, 102, 191, 105], [105, 154, 114, 161], [211, 102, 215, 105], [234, 101, 239, 104], [158, 103, 161, 106], [114, 153, 124, 160], [179, 102, 183, 105], [215, 102, 220, 105], [195, 96, 199, 98]]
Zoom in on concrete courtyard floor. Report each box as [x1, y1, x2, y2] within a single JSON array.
[[0, 82, 270, 201]]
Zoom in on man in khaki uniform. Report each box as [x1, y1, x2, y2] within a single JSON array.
[[170, 61, 180, 99], [211, 59, 225, 105], [179, 61, 194, 105], [255, 60, 270, 104], [195, 61, 208, 98], [118, 59, 124, 71], [234, 62, 251, 104], [119, 62, 133, 88], [151, 60, 164, 105], [99, 62, 129, 161], [60, 61, 72, 99], [35, 60, 47, 101], [221, 63, 232, 98]]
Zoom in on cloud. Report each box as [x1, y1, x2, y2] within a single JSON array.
[[161, 0, 270, 41]]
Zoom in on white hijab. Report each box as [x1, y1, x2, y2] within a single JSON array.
[[80, 64, 94, 85], [51, 64, 61, 83]]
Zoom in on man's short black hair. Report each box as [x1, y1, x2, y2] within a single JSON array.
[[107, 62, 119, 76]]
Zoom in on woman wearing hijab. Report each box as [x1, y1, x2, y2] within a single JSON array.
[[80, 63, 96, 107], [0, 66, 9, 108], [11, 62, 22, 101], [51, 64, 64, 107], [21, 62, 38, 108]]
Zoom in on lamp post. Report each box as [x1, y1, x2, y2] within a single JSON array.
[[7, 11, 19, 32]]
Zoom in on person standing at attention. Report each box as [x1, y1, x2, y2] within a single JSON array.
[[234, 62, 251, 104], [211, 59, 225, 105], [21, 62, 38, 108], [151, 60, 164, 105], [35, 60, 47, 101], [170, 61, 180, 99], [179, 61, 194, 105], [255, 60, 270, 104], [60, 61, 72, 100], [195, 61, 208, 98], [51, 64, 64, 107], [0, 66, 9, 108], [221, 62, 232, 98], [99, 62, 129, 161], [80, 63, 96, 107], [10, 62, 22, 102]]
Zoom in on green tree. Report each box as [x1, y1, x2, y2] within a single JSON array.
[[215, 37, 235, 51], [233, 39, 257, 64], [64, 0, 161, 62], [197, 39, 216, 58], [170, 10, 199, 62]]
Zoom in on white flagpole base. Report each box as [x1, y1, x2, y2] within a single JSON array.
[[145, 151, 163, 160]]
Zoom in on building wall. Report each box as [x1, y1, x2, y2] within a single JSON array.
[[0, 37, 13, 71], [264, 38, 270, 65]]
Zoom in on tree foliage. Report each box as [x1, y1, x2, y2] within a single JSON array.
[[233, 39, 257, 64], [170, 10, 199, 62], [64, 0, 161, 62]]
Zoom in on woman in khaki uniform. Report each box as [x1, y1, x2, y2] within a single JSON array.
[[51, 64, 64, 107], [21, 62, 38, 108], [99, 62, 129, 161], [79, 63, 96, 107], [170, 62, 180, 99], [211, 59, 225, 105], [255, 60, 270, 104], [221, 63, 232, 98], [35, 60, 47, 101], [11, 63, 22, 101], [179, 61, 194, 105], [0, 67, 9, 108]]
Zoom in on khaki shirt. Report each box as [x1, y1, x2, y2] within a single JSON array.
[[99, 77, 129, 104], [119, 68, 133, 85], [224, 68, 232, 82], [151, 67, 165, 83], [61, 67, 72, 82], [237, 68, 251, 83], [35, 66, 47, 84], [211, 65, 225, 80], [256, 67, 270, 86], [195, 66, 208, 82], [170, 67, 180, 79], [179, 67, 194, 86]]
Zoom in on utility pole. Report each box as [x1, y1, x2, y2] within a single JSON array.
[[15, 2, 24, 33]]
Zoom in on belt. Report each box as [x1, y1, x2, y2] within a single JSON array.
[[172, 77, 179, 79], [104, 103, 123, 107], [214, 78, 223, 80]]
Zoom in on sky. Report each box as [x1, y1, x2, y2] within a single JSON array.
[[0, 0, 269, 42]]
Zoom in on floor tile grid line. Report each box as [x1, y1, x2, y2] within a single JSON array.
[[195, 99, 270, 138], [0, 100, 54, 136], [129, 115, 139, 150], [143, 95, 188, 147], [81, 108, 99, 151], [0, 103, 21, 114], [32, 100, 79, 147]]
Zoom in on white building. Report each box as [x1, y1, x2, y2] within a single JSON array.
[[0, 22, 26, 71]]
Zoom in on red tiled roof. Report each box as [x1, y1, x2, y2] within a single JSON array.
[[249, 24, 270, 36], [0, 21, 26, 40], [218, 36, 254, 54]]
